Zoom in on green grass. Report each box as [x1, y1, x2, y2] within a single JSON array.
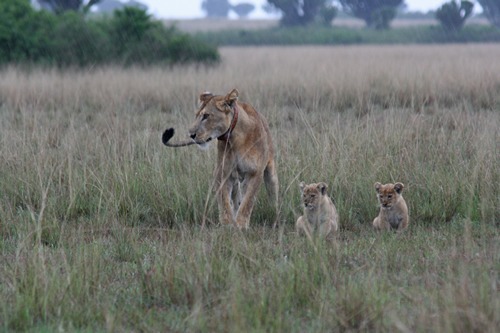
[[0, 44, 499, 331], [196, 24, 500, 46]]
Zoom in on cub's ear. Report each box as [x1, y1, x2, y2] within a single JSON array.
[[394, 182, 404, 194], [374, 182, 382, 193], [317, 182, 328, 195], [225, 88, 239, 106], [299, 181, 305, 192], [199, 92, 213, 103]]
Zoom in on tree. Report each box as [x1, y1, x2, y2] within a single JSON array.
[[231, 3, 255, 18], [36, 0, 101, 13], [266, 0, 336, 26], [202, 0, 231, 18], [478, 0, 500, 28], [435, 1, 474, 32], [319, 4, 338, 25], [339, 0, 404, 29]]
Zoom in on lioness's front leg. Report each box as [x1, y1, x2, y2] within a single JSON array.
[[215, 165, 236, 225], [235, 172, 262, 228]]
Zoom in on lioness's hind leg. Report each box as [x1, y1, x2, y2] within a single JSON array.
[[264, 159, 279, 225]]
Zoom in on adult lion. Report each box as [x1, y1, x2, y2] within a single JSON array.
[[162, 89, 279, 229]]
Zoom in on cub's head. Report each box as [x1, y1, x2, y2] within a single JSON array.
[[299, 181, 328, 210], [374, 182, 404, 209], [188, 89, 239, 149]]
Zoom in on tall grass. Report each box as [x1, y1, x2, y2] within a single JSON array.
[[0, 44, 499, 331]]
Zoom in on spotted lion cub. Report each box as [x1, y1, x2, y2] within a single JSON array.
[[296, 182, 339, 239], [372, 182, 409, 232]]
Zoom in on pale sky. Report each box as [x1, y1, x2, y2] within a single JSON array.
[[138, 0, 475, 19]]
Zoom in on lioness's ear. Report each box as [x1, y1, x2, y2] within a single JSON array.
[[318, 182, 327, 195], [225, 89, 239, 106], [374, 182, 382, 193], [299, 181, 305, 193], [394, 182, 404, 194], [199, 92, 213, 103]]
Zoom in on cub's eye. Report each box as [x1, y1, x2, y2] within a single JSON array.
[[202, 113, 209, 120], [387, 195, 392, 199]]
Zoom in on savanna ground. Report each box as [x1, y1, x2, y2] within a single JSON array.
[[0, 44, 499, 332]]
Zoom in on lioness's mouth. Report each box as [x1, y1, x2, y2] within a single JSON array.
[[192, 137, 212, 145]]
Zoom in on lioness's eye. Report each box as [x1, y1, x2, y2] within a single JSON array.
[[202, 113, 209, 120]]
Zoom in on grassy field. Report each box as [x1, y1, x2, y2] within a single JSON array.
[[0, 44, 499, 332]]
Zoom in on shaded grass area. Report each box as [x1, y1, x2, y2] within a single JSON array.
[[197, 24, 500, 46]]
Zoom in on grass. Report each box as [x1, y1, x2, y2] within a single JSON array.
[[195, 24, 500, 46], [0, 44, 499, 332]]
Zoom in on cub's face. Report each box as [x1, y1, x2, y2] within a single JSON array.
[[375, 182, 404, 209], [188, 89, 238, 149], [299, 182, 327, 210]]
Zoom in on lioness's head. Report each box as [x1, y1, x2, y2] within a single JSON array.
[[188, 89, 239, 149], [299, 181, 327, 211], [375, 182, 404, 209]]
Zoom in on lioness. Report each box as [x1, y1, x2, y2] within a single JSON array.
[[162, 89, 278, 229], [296, 182, 339, 240], [372, 182, 409, 232]]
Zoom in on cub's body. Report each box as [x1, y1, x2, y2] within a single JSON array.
[[296, 182, 339, 239], [373, 182, 409, 232]]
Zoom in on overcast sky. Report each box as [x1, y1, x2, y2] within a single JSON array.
[[140, 0, 467, 19]]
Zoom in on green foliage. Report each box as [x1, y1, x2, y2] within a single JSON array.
[[0, 2, 219, 67], [371, 6, 397, 30], [319, 4, 338, 26], [50, 12, 109, 67], [477, 0, 500, 28], [339, 0, 403, 29], [37, 0, 101, 13], [0, 0, 35, 63], [196, 24, 500, 46], [436, 0, 474, 32]]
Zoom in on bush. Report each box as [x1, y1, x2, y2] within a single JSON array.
[[0, 0, 219, 67]]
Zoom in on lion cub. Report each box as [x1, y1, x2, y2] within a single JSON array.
[[296, 182, 339, 240], [372, 182, 409, 232]]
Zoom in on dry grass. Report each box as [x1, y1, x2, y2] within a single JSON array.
[[0, 44, 499, 332]]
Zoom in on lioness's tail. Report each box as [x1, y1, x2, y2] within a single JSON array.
[[162, 128, 196, 147]]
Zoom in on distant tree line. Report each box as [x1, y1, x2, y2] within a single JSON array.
[[0, 0, 218, 67], [202, 0, 500, 32]]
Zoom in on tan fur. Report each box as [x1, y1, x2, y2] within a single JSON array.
[[296, 182, 339, 239], [372, 182, 409, 232], [188, 89, 278, 229]]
